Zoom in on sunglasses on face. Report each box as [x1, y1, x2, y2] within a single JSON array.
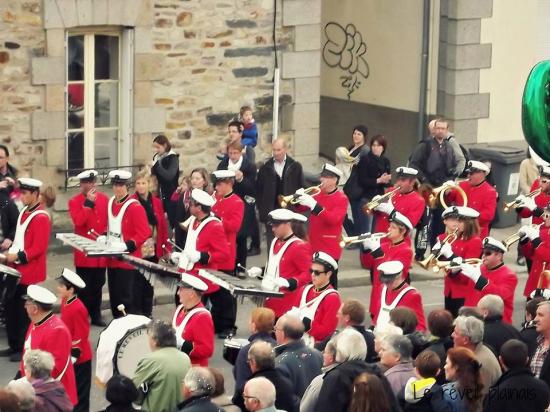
[[310, 269, 327, 276]]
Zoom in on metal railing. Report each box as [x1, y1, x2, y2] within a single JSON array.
[[58, 164, 145, 190]]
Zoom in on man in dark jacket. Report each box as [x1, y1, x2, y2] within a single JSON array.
[[335, 299, 377, 362], [485, 339, 550, 412], [177, 367, 222, 412], [520, 296, 544, 358], [233, 340, 299, 412], [477, 294, 521, 356], [256, 138, 304, 249]]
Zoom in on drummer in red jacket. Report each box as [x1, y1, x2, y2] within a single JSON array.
[[172, 272, 214, 366], [20, 285, 78, 405], [56, 268, 92, 412], [68, 169, 109, 326], [294, 163, 348, 288]]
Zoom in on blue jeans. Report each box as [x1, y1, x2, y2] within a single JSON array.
[[345, 198, 372, 236]]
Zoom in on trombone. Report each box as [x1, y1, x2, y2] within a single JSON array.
[[432, 258, 482, 273], [362, 187, 401, 214], [416, 228, 459, 270], [339, 232, 388, 248], [427, 181, 468, 209], [502, 223, 543, 250], [503, 188, 541, 212], [279, 185, 322, 208]]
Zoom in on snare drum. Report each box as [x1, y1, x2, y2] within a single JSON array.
[[0, 264, 20, 304], [95, 314, 151, 387], [222, 337, 249, 365]]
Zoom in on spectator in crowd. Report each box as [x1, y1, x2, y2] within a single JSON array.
[[390, 307, 429, 358], [133, 320, 191, 412], [425, 309, 454, 384], [0, 144, 18, 195], [6, 379, 34, 411], [316, 328, 400, 412], [520, 296, 544, 358], [233, 307, 276, 402], [22, 349, 72, 412], [178, 367, 221, 412], [301, 335, 339, 412], [485, 339, 550, 412], [239, 105, 259, 148], [173, 168, 211, 249], [452, 315, 501, 393], [380, 334, 416, 395], [151, 134, 180, 227], [256, 138, 304, 249], [477, 294, 521, 356], [100, 375, 140, 412], [0, 388, 22, 412], [242, 377, 283, 412], [399, 350, 448, 412], [442, 347, 484, 412], [208, 368, 240, 412], [219, 120, 255, 163], [373, 323, 404, 371], [348, 372, 391, 412], [336, 299, 377, 362], [273, 314, 323, 398], [0, 190, 18, 253], [233, 340, 298, 412], [457, 306, 483, 320], [531, 300, 550, 386]]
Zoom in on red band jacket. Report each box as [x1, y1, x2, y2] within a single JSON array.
[[374, 188, 425, 234], [295, 284, 341, 343], [441, 234, 482, 299], [212, 192, 244, 271], [372, 282, 426, 331], [60, 296, 92, 364], [173, 303, 214, 366], [520, 225, 550, 297]]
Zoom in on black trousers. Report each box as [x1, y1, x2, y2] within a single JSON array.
[[74, 360, 91, 412], [133, 272, 154, 318], [208, 288, 236, 333], [264, 223, 275, 251], [236, 233, 248, 270], [107, 268, 137, 318], [5, 284, 28, 352], [75, 267, 106, 322], [428, 205, 446, 248], [249, 213, 261, 249], [445, 296, 465, 318]]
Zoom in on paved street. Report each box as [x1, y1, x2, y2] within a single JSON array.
[[0, 223, 530, 410]]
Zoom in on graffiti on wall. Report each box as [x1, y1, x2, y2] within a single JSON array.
[[322, 22, 370, 99]]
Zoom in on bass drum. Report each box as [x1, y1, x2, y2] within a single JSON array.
[[95, 314, 151, 387]]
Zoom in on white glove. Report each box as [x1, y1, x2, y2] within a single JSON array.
[[96, 235, 107, 244], [297, 193, 317, 210], [295, 188, 306, 196], [109, 241, 127, 252], [185, 250, 201, 264], [443, 180, 456, 187], [460, 263, 481, 283], [530, 288, 550, 300], [170, 252, 182, 265], [178, 254, 190, 270], [247, 266, 263, 278], [449, 256, 463, 274], [439, 242, 454, 258], [517, 196, 537, 211], [374, 202, 394, 215], [362, 236, 381, 251], [520, 225, 540, 241], [261, 277, 276, 291], [273, 277, 290, 289], [286, 306, 301, 319]]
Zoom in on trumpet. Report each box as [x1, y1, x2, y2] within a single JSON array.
[[427, 181, 468, 209], [278, 185, 322, 208], [362, 187, 401, 214], [503, 188, 542, 212], [432, 258, 482, 272], [538, 262, 550, 288], [179, 216, 193, 231], [339, 232, 388, 248], [416, 228, 459, 270], [502, 223, 543, 250]]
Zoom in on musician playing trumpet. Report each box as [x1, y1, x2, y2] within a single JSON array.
[[519, 203, 550, 298], [450, 237, 517, 324], [360, 212, 413, 321], [434, 206, 482, 317], [293, 163, 348, 288], [515, 165, 550, 226]]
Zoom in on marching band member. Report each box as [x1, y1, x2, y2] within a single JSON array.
[[56, 268, 92, 412], [294, 163, 348, 288], [248, 209, 311, 318], [211, 169, 245, 273], [68, 170, 109, 326], [373, 166, 425, 236], [519, 204, 550, 298], [289, 252, 341, 346], [20, 285, 78, 405], [0, 178, 50, 362], [170, 188, 232, 337], [446, 160, 497, 239], [454, 237, 517, 323], [435, 206, 482, 317], [100, 170, 151, 318], [360, 211, 414, 320], [172, 273, 214, 366], [132, 169, 170, 318], [373, 261, 426, 331], [515, 165, 550, 226]]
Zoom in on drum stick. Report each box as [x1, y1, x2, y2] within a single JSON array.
[[237, 263, 249, 272], [117, 304, 127, 316], [87, 229, 100, 240], [167, 239, 183, 252]]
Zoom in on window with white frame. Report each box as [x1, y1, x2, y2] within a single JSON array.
[[66, 30, 133, 174]]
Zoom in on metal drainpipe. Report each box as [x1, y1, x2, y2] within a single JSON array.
[[417, 0, 431, 141]]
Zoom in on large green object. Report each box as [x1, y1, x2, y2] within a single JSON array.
[[522, 60, 550, 163]]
